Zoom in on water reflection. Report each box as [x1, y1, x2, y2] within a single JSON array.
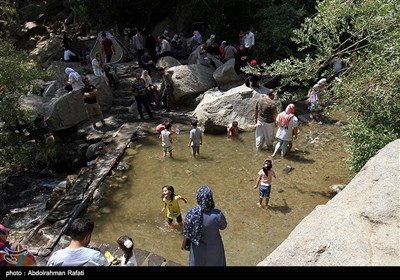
[[87, 122, 350, 266]]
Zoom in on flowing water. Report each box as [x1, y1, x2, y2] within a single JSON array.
[[87, 120, 351, 266]]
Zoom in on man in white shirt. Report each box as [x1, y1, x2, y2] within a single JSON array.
[[63, 47, 77, 62], [244, 30, 255, 50], [47, 218, 108, 266], [132, 29, 146, 68]]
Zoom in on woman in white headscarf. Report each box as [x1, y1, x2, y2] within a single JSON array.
[[141, 70, 157, 105], [64, 67, 84, 92]]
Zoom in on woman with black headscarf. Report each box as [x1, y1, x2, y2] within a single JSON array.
[[182, 185, 227, 266]]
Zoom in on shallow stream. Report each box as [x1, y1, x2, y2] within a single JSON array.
[[87, 120, 351, 266]]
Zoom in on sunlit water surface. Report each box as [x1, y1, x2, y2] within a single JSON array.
[[87, 121, 351, 266]]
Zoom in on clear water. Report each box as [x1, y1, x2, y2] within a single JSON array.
[[87, 121, 351, 266]]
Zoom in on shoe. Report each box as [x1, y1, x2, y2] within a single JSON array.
[[257, 202, 262, 208], [93, 124, 97, 129], [102, 122, 107, 126]]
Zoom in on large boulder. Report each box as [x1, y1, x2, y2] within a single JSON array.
[[44, 75, 113, 131], [43, 80, 66, 100], [155, 56, 182, 69], [213, 59, 245, 90], [86, 75, 113, 111], [16, 22, 49, 39], [30, 35, 63, 69], [187, 47, 222, 69], [44, 89, 87, 131], [258, 139, 400, 266], [193, 84, 280, 133], [168, 64, 217, 102]]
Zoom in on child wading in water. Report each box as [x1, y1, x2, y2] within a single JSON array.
[[188, 119, 203, 158], [227, 121, 239, 140], [160, 123, 175, 158], [253, 160, 276, 208], [161, 185, 187, 230]]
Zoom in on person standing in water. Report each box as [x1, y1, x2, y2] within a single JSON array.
[[161, 185, 187, 230], [227, 121, 239, 140], [253, 160, 276, 208], [272, 103, 298, 157], [160, 123, 175, 158], [188, 119, 203, 158]]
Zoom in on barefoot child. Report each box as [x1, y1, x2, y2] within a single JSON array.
[[188, 119, 202, 158], [227, 121, 239, 140], [253, 160, 276, 208], [160, 123, 174, 158], [161, 185, 187, 230]]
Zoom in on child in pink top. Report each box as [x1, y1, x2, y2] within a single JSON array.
[[253, 160, 276, 208]]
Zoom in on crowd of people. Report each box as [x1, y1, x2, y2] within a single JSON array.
[[0, 25, 337, 268], [60, 26, 264, 127]]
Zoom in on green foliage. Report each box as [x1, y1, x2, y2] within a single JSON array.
[[343, 120, 397, 175], [264, 0, 400, 174], [0, 0, 18, 25], [70, 0, 171, 32], [0, 41, 39, 137], [253, 0, 317, 63], [0, 42, 41, 94], [0, 38, 55, 169]]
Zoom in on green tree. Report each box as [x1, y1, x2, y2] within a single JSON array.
[[0, 3, 56, 170], [252, 0, 317, 63], [70, 0, 173, 33], [263, 0, 400, 174], [0, 40, 50, 169]]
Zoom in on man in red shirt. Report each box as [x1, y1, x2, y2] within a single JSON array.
[[101, 31, 116, 63]]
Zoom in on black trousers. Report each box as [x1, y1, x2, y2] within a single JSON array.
[[135, 94, 153, 119]]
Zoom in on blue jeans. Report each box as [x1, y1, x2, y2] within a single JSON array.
[[259, 184, 271, 198]]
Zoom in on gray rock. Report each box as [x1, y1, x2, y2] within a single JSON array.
[[193, 84, 281, 133], [283, 165, 295, 174], [258, 139, 400, 266]]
